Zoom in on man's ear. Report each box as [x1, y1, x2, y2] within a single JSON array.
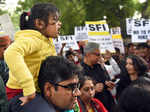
[[34, 19, 45, 30], [44, 82, 54, 98]]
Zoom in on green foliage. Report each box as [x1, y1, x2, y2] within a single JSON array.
[[0, 0, 8, 15], [11, 13, 20, 31], [140, 0, 150, 18], [12, 0, 144, 37]]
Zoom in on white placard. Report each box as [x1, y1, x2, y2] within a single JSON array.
[[86, 20, 115, 53], [53, 35, 79, 52], [131, 18, 150, 43], [111, 27, 125, 54], [74, 26, 88, 41], [86, 20, 109, 36], [112, 39, 125, 53], [88, 35, 115, 53], [53, 38, 62, 53], [126, 18, 133, 35], [0, 14, 15, 40]]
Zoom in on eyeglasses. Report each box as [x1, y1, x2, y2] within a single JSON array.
[[92, 52, 101, 57], [51, 82, 80, 94], [83, 87, 95, 92]]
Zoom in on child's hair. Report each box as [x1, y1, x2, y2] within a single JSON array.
[[20, 3, 59, 30]]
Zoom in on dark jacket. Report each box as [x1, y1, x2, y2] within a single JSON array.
[[0, 60, 9, 84], [116, 73, 131, 99], [81, 62, 115, 112], [0, 76, 8, 112], [116, 72, 149, 99], [9, 94, 56, 112]]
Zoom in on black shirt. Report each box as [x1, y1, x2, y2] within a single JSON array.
[[81, 62, 115, 112], [81, 62, 110, 83]]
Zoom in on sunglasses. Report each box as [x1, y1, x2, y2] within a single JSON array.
[[92, 52, 101, 56], [50, 82, 80, 94], [83, 87, 95, 92]]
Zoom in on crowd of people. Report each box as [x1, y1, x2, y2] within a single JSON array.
[[0, 2, 150, 112]]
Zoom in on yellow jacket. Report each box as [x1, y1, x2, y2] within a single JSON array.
[[4, 30, 56, 96]]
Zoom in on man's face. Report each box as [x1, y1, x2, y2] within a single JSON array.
[[88, 49, 100, 65], [139, 48, 148, 58], [0, 38, 10, 59], [128, 45, 135, 54], [46, 76, 80, 110], [0, 45, 7, 59], [41, 12, 62, 38], [67, 54, 75, 63]]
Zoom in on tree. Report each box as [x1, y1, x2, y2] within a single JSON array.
[[0, 0, 7, 15], [14, 0, 142, 38], [140, 0, 150, 19], [16, 0, 86, 35], [81, 0, 140, 38]]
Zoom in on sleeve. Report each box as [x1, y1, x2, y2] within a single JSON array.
[[93, 98, 108, 112], [109, 57, 121, 75], [4, 38, 41, 96]]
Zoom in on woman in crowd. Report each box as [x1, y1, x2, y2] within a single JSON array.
[[77, 75, 108, 112], [116, 54, 149, 99], [116, 77, 150, 112]]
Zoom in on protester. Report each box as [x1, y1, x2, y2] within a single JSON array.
[[81, 42, 115, 112], [103, 49, 121, 79], [137, 43, 149, 59], [4, 2, 61, 105], [9, 56, 81, 112], [0, 34, 10, 112], [137, 43, 150, 70], [112, 47, 123, 65], [127, 43, 135, 55], [65, 50, 76, 63], [0, 34, 11, 84], [116, 76, 150, 112], [0, 76, 8, 112], [78, 75, 108, 112], [116, 54, 149, 99]]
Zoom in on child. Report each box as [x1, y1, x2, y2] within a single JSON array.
[[4, 3, 61, 105]]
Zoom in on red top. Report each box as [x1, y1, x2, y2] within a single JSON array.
[[78, 98, 108, 112]]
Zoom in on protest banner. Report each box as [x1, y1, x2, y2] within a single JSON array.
[[53, 35, 79, 52], [85, 20, 115, 53], [111, 27, 125, 54], [126, 18, 133, 35], [74, 26, 88, 41], [126, 18, 150, 43], [0, 14, 15, 40]]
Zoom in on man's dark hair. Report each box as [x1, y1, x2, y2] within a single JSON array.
[[137, 43, 149, 49], [117, 77, 150, 112], [20, 3, 59, 30], [65, 50, 75, 59], [127, 43, 134, 48], [115, 47, 120, 54], [38, 56, 81, 96]]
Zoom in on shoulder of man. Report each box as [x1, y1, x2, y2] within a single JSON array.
[[9, 93, 56, 112], [22, 94, 56, 112]]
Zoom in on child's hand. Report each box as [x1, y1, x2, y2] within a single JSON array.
[[19, 92, 36, 106]]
